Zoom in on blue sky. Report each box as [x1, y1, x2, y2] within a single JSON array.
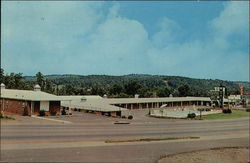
[[2, 1, 249, 81]]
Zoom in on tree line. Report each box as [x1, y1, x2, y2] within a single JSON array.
[[1, 69, 244, 98]]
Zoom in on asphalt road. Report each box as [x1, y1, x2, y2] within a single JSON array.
[[1, 112, 249, 163]]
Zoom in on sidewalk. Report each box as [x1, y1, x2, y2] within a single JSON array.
[[31, 115, 72, 124]]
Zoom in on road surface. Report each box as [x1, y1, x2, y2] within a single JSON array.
[[1, 111, 249, 162]]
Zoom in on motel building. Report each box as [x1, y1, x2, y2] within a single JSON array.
[[1, 82, 214, 118], [0, 83, 61, 116], [61, 94, 213, 117]]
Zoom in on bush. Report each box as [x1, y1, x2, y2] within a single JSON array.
[[0, 115, 15, 120], [246, 108, 250, 112], [121, 115, 126, 119], [50, 111, 57, 116], [23, 106, 29, 116], [61, 108, 67, 115], [197, 108, 205, 111], [39, 110, 46, 116], [187, 113, 196, 119], [223, 109, 232, 114], [128, 115, 133, 119]]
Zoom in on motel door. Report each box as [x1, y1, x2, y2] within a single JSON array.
[[40, 101, 49, 111]]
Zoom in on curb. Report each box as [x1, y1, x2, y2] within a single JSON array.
[[31, 115, 72, 124]]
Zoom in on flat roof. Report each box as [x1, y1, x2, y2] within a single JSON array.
[[105, 97, 211, 104], [61, 96, 211, 112], [1, 89, 62, 101], [61, 99, 126, 112], [59, 95, 102, 101]]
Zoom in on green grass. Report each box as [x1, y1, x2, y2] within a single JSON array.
[[0, 115, 15, 120], [105, 136, 200, 143], [114, 121, 130, 124], [202, 110, 249, 120]]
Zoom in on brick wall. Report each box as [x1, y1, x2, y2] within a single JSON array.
[[0, 99, 61, 116], [0, 98, 31, 116]]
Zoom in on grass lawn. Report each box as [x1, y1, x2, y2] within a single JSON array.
[[105, 136, 200, 143], [202, 110, 249, 120], [0, 115, 15, 120]]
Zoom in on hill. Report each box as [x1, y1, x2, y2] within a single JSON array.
[[23, 74, 247, 97]]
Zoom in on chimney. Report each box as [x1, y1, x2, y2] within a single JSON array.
[[135, 94, 139, 98], [1, 83, 5, 90], [34, 84, 41, 91]]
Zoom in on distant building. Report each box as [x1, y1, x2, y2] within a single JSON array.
[[210, 85, 227, 108]]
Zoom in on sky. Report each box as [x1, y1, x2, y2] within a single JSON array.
[[2, 1, 249, 81]]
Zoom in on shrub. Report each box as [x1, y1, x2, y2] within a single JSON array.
[[50, 111, 57, 116], [23, 106, 29, 116], [61, 108, 67, 115], [39, 110, 46, 116], [121, 115, 126, 119], [187, 113, 196, 119], [128, 115, 133, 119], [74, 108, 77, 111], [0, 115, 15, 120], [223, 109, 232, 114], [246, 108, 250, 112]]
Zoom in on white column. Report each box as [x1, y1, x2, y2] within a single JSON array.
[[31, 101, 34, 115]]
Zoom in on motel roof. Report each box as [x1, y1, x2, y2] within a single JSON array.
[[61, 98, 126, 112], [59, 95, 102, 101], [105, 97, 211, 104], [61, 96, 212, 112], [0, 88, 62, 101]]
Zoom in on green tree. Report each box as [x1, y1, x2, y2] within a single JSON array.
[[13, 73, 23, 88], [36, 72, 44, 90], [124, 80, 142, 96], [157, 87, 170, 97], [178, 84, 191, 97], [5, 73, 15, 89], [65, 84, 75, 95], [91, 85, 105, 96], [0, 68, 4, 84], [44, 78, 54, 93], [109, 84, 123, 95]]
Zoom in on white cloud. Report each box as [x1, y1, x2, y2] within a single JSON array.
[[73, 6, 151, 74], [145, 1, 248, 80], [2, 1, 249, 81], [152, 17, 182, 48], [210, 1, 249, 37], [2, 1, 103, 45]]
